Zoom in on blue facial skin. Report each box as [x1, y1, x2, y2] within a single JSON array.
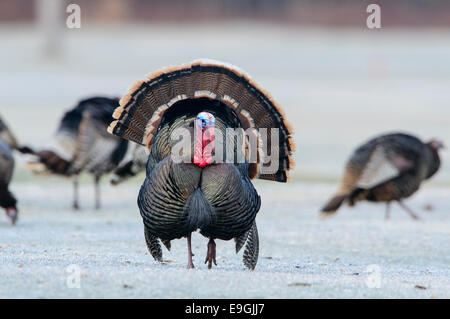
[[197, 113, 215, 128]]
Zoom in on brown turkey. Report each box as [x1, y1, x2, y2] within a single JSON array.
[[110, 144, 147, 185], [28, 97, 128, 209], [321, 133, 443, 219], [108, 60, 295, 269], [0, 141, 18, 225], [0, 115, 34, 154]]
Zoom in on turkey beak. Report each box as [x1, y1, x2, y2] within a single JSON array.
[[5, 207, 18, 226], [429, 140, 445, 151], [435, 141, 445, 150]]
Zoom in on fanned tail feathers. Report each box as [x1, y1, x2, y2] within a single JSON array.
[[108, 59, 295, 183]]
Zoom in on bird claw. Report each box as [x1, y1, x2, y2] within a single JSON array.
[[204, 256, 217, 269], [187, 262, 195, 269], [6, 209, 18, 226], [205, 239, 217, 269]]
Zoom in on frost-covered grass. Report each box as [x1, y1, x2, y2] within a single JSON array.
[[1, 177, 449, 298]]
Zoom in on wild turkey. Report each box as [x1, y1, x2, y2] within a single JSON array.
[[321, 133, 443, 219], [0, 115, 33, 154], [108, 59, 295, 269], [110, 144, 147, 185], [0, 141, 18, 225], [28, 97, 129, 209]]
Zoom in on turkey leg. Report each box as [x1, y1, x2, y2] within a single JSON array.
[[187, 233, 195, 269], [398, 201, 420, 220], [385, 202, 391, 220], [94, 175, 101, 210], [205, 238, 217, 269], [73, 177, 79, 210]]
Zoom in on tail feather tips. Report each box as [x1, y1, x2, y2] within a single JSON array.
[[320, 194, 347, 216]]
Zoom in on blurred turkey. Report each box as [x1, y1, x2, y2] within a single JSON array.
[[29, 97, 128, 209], [108, 60, 295, 269], [321, 133, 443, 219], [110, 144, 147, 185], [0, 141, 18, 225], [0, 115, 34, 154]]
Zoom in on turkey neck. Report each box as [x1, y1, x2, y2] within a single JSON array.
[[0, 184, 16, 209], [152, 99, 242, 166], [424, 145, 441, 179]]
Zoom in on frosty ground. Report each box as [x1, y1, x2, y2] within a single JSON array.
[[1, 176, 449, 298]]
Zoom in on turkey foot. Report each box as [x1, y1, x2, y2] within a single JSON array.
[[187, 233, 195, 269], [399, 201, 420, 220], [205, 238, 217, 269], [5, 208, 18, 225], [385, 202, 391, 220], [73, 178, 80, 210]]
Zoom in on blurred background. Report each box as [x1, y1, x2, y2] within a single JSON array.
[[1, 0, 450, 184]]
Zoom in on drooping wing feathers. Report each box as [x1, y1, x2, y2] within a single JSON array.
[[55, 130, 78, 159], [144, 226, 163, 262], [342, 134, 421, 192], [243, 221, 259, 270], [0, 116, 19, 150], [357, 146, 405, 189], [161, 239, 171, 251], [0, 141, 17, 211], [0, 141, 15, 185], [138, 157, 196, 241], [235, 228, 251, 254], [108, 59, 295, 182], [69, 110, 123, 175], [59, 97, 119, 132], [57, 97, 120, 158]]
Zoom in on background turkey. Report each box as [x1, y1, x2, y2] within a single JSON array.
[[108, 60, 295, 270], [110, 144, 147, 185], [28, 97, 129, 209], [0, 115, 34, 154], [321, 133, 444, 219], [0, 141, 18, 225]]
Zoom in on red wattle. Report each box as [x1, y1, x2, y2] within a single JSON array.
[[194, 125, 215, 168]]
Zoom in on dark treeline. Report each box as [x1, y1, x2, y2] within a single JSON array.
[[1, 0, 450, 27]]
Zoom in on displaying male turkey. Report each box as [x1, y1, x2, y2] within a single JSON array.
[[0, 141, 18, 225], [28, 97, 128, 209], [110, 144, 147, 185], [0, 115, 33, 154], [321, 133, 443, 219], [108, 60, 295, 269]]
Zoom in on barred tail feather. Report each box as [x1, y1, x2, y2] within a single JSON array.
[[320, 194, 348, 216], [16, 145, 34, 154], [108, 59, 295, 183], [28, 150, 71, 176], [243, 221, 259, 270], [144, 226, 163, 262]]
